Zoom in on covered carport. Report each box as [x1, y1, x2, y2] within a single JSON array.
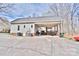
[[34, 21, 61, 36]]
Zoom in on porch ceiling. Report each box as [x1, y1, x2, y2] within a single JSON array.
[[35, 22, 61, 28]]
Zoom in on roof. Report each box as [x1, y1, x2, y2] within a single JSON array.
[[11, 16, 61, 24]]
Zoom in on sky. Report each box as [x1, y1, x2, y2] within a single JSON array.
[[0, 3, 49, 21], [0, 3, 79, 22]]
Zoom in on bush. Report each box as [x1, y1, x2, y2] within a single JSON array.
[[60, 32, 65, 37]]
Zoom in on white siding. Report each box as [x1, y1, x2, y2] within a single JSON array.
[[10, 24, 35, 34]]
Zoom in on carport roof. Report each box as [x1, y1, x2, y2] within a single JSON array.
[[35, 21, 61, 28], [11, 16, 61, 24]]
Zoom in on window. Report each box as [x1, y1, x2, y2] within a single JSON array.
[[31, 25, 33, 28], [17, 25, 20, 31], [24, 25, 25, 28]]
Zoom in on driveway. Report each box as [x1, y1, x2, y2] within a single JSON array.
[[0, 33, 79, 56], [53, 37, 79, 56], [0, 33, 52, 56]]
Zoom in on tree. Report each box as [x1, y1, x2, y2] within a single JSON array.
[[47, 3, 72, 34], [0, 3, 14, 32], [70, 3, 79, 35], [48, 3, 59, 17], [47, 3, 79, 35], [0, 3, 14, 14]]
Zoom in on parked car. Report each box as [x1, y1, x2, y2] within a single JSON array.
[[74, 36, 79, 41]]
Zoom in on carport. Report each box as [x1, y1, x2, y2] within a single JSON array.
[[34, 21, 61, 36]]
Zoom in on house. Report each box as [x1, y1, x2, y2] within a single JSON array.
[[10, 16, 62, 36], [0, 17, 10, 32]]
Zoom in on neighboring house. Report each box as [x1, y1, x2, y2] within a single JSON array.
[[10, 16, 62, 36], [0, 17, 10, 32]]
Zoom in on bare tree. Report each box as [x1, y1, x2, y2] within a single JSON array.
[[70, 3, 79, 35], [42, 4, 59, 17], [0, 3, 14, 14], [47, 3, 72, 34], [45, 3, 59, 17], [47, 3, 79, 35], [48, 4, 59, 17], [0, 3, 14, 32]]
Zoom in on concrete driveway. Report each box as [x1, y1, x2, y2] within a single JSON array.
[[0, 33, 79, 56], [53, 37, 79, 56], [0, 33, 52, 56]]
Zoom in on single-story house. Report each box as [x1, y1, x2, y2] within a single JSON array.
[[10, 16, 62, 36]]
